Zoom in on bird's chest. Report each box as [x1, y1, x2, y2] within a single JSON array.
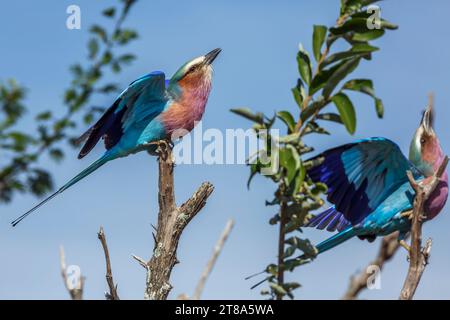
[[161, 95, 208, 136], [424, 175, 449, 220]]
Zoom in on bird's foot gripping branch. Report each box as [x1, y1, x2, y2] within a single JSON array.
[[132, 140, 214, 300]]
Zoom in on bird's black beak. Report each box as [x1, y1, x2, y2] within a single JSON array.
[[204, 48, 221, 65], [421, 104, 434, 134]]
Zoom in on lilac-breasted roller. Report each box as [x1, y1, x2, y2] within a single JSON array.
[[305, 104, 448, 255], [12, 48, 221, 226]]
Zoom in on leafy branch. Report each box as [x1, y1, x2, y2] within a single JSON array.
[[0, 0, 138, 203], [232, 0, 397, 299]]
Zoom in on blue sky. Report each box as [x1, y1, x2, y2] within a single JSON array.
[[1, 0, 450, 299]]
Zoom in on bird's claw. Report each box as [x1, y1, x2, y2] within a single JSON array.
[[400, 210, 413, 220], [144, 140, 173, 158], [399, 239, 411, 254], [400, 210, 427, 222]]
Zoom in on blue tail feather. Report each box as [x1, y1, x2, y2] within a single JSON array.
[[11, 155, 111, 226], [315, 227, 356, 254]]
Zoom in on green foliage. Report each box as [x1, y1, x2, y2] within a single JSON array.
[[312, 25, 327, 62], [0, 0, 138, 203], [331, 92, 356, 134], [231, 0, 396, 299]]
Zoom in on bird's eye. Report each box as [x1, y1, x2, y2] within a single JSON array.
[[420, 138, 426, 144], [188, 65, 199, 74]]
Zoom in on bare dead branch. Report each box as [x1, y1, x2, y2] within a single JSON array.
[[97, 226, 120, 300], [342, 232, 402, 300], [399, 155, 448, 300], [133, 141, 214, 300], [192, 219, 235, 300], [59, 246, 84, 300], [132, 254, 147, 269]]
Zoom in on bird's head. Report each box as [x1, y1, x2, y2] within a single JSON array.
[[168, 48, 221, 97], [409, 104, 444, 176]]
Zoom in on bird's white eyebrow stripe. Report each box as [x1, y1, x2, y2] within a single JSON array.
[[184, 56, 205, 70]]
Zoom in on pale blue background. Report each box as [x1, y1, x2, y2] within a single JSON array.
[[1, 0, 449, 299]]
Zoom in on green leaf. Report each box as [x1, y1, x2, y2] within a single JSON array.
[[311, 182, 328, 194], [340, 0, 363, 15], [352, 29, 385, 41], [114, 29, 138, 45], [303, 121, 330, 136], [351, 43, 379, 52], [90, 25, 108, 43], [83, 113, 94, 124], [117, 54, 136, 64], [293, 161, 306, 194], [27, 169, 53, 196], [98, 84, 118, 93], [111, 61, 121, 73], [7, 132, 33, 151], [322, 57, 360, 98], [375, 98, 384, 118], [309, 62, 343, 95], [286, 237, 318, 258], [284, 246, 296, 258], [276, 111, 296, 133], [316, 112, 343, 124], [312, 25, 327, 62], [321, 44, 377, 69], [102, 51, 113, 64], [69, 64, 83, 77], [343, 79, 375, 96], [230, 108, 264, 124], [88, 38, 99, 59], [279, 145, 300, 185], [330, 18, 370, 35], [49, 148, 64, 162], [269, 283, 287, 296], [331, 17, 398, 36], [102, 7, 116, 17], [300, 98, 328, 123], [331, 92, 356, 134], [35, 111, 52, 121], [291, 79, 306, 108], [64, 89, 77, 103], [278, 132, 300, 144], [343, 79, 384, 118], [297, 44, 312, 86]]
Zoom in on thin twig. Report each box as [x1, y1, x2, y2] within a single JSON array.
[[342, 232, 402, 300], [192, 219, 235, 300], [59, 246, 84, 300], [399, 155, 449, 300], [97, 226, 120, 300]]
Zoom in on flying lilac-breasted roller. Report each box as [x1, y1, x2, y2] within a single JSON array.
[[12, 48, 221, 226], [304, 104, 448, 255]]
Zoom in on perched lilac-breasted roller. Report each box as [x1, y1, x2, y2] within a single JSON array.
[[305, 104, 448, 255], [12, 48, 221, 226]]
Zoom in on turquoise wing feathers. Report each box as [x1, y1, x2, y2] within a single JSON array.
[[307, 138, 422, 228], [11, 71, 168, 226], [77, 71, 167, 158]]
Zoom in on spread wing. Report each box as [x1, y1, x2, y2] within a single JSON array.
[[77, 71, 167, 159], [307, 137, 421, 225]]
